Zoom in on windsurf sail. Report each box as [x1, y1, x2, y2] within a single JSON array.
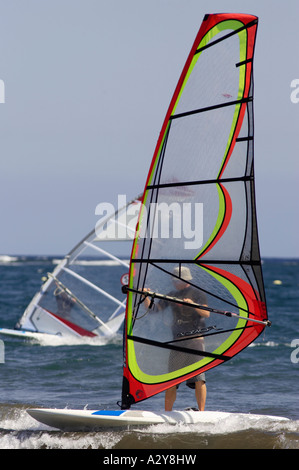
[[16, 197, 141, 338], [121, 13, 269, 408]]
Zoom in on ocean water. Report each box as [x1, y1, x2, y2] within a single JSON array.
[[0, 255, 298, 451]]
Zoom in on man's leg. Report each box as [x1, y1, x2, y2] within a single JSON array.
[[165, 386, 177, 411]]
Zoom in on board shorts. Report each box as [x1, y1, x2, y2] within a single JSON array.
[[176, 372, 206, 389]]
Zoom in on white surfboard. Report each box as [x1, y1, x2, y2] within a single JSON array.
[[27, 407, 289, 431]]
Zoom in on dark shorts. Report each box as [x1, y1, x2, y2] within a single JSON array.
[[176, 372, 206, 389]]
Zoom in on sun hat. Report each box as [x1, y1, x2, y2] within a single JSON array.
[[172, 266, 192, 281]]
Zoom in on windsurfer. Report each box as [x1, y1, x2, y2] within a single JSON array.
[[54, 287, 75, 320], [143, 266, 209, 411]]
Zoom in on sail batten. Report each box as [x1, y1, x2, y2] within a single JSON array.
[[196, 17, 258, 55], [83, 241, 130, 268], [128, 335, 231, 361], [122, 13, 267, 409], [170, 96, 252, 120], [131, 259, 259, 264], [147, 175, 253, 190]]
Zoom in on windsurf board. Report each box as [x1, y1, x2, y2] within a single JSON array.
[[27, 407, 289, 431]]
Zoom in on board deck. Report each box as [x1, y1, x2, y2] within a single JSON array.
[[27, 407, 289, 431], [0, 327, 56, 340]]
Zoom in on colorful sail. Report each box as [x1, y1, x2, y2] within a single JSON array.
[[121, 13, 269, 408], [16, 198, 141, 339]]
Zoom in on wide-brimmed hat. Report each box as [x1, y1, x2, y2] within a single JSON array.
[[172, 266, 192, 281]]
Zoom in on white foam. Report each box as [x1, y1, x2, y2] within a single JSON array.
[[136, 412, 293, 436], [0, 255, 18, 263]]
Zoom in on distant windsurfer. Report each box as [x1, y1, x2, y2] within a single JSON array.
[[143, 266, 209, 412], [54, 286, 75, 319]]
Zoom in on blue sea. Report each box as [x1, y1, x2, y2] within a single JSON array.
[[0, 255, 298, 452]]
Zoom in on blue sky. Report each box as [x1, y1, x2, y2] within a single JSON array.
[[0, 0, 298, 257]]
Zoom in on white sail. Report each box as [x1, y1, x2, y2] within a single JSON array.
[[14, 197, 141, 338]]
